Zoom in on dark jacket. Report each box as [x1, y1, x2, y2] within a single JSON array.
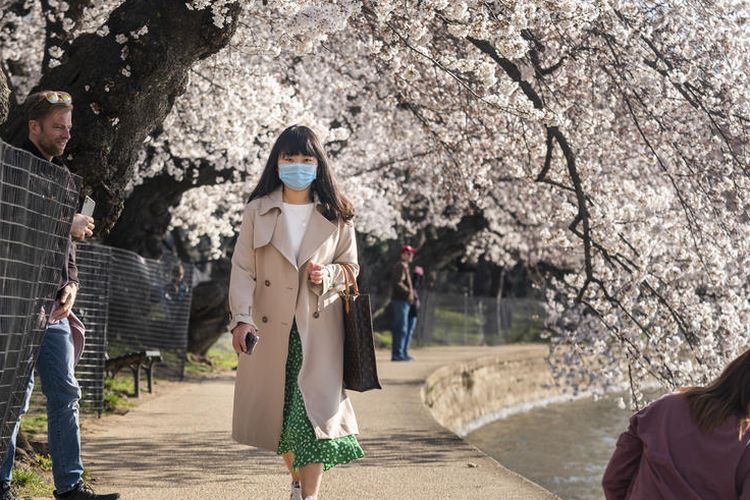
[[391, 261, 413, 302], [603, 392, 750, 499], [409, 270, 424, 316], [21, 139, 79, 296]]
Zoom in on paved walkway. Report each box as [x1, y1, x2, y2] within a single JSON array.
[[78, 346, 557, 499]]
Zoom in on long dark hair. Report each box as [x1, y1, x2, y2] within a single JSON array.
[[681, 348, 750, 438], [248, 125, 355, 222]]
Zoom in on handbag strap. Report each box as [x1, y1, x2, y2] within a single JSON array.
[[340, 263, 360, 296], [339, 263, 359, 315]]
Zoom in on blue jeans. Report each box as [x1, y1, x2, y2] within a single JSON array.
[[1, 319, 84, 494], [391, 299, 412, 360]]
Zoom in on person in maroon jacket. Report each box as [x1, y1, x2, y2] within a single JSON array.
[[603, 348, 750, 499]]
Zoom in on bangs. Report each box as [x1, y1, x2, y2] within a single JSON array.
[[277, 126, 318, 158]]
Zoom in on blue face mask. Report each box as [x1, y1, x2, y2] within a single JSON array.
[[278, 162, 317, 190]]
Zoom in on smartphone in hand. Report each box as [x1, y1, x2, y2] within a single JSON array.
[[244, 332, 259, 355], [81, 195, 96, 217]]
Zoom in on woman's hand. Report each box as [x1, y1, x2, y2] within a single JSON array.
[[232, 322, 258, 354], [308, 261, 324, 285]]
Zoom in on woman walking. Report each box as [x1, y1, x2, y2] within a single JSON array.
[[228, 125, 364, 500], [602, 348, 750, 499]]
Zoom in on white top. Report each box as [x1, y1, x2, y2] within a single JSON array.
[[283, 202, 315, 260]]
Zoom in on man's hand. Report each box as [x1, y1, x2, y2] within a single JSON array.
[[51, 283, 78, 322], [308, 261, 324, 285], [232, 322, 259, 354], [71, 214, 95, 240]]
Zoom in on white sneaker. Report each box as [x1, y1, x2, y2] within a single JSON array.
[[290, 480, 302, 500]]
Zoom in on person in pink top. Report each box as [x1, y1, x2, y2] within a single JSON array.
[[603, 348, 750, 499]]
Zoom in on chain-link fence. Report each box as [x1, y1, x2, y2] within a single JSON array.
[[373, 292, 545, 347], [414, 292, 545, 346], [0, 140, 81, 457], [105, 248, 193, 379], [73, 244, 112, 415], [70, 244, 194, 412]]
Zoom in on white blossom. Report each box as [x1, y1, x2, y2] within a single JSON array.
[[4, 1, 750, 403]]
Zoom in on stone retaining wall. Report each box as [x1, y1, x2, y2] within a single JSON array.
[[421, 344, 565, 437]]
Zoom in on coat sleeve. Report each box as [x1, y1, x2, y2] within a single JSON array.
[[602, 413, 643, 500], [310, 220, 359, 297], [228, 203, 259, 332]]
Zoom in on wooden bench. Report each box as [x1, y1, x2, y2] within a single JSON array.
[[105, 350, 162, 398]]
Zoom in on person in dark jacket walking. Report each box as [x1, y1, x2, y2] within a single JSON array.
[[602, 347, 750, 499], [0, 91, 119, 500], [391, 245, 417, 361]]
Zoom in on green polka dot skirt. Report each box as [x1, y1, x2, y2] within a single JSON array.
[[276, 321, 364, 471]]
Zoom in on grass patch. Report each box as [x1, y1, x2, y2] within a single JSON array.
[[433, 307, 484, 328], [20, 414, 47, 437], [185, 347, 238, 375], [205, 349, 238, 370], [103, 375, 136, 413], [373, 331, 392, 349], [105, 374, 135, 394], [428, 307, 485, 345], [13, 465, 53, 497], [36, 454, 52, 472]]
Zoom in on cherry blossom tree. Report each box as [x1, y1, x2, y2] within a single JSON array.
[[3, 1, 749, 398], [345, 1, 750, 403]]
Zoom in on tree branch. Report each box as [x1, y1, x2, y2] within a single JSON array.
[[105, 145, 244, 257]]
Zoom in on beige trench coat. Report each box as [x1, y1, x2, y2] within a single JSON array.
[[228, 186, 360, 451]]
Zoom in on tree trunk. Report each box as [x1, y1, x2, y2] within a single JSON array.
[[187, 258, 231, 356], [0, 0, 241, 234], [105, 150, 239, 258]]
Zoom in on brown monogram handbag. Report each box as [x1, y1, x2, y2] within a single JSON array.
[[339, 263, 382, 392]]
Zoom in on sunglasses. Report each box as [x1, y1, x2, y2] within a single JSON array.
[[40, 91, 73, 105]]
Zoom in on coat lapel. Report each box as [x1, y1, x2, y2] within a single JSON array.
[[254, 186, 337, 269], [297, 206, 337, 268], [271, 210, 299, 270], [253, 187, 297, 269]]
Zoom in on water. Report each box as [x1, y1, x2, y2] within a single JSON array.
[[465, 394, 631, 500]]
